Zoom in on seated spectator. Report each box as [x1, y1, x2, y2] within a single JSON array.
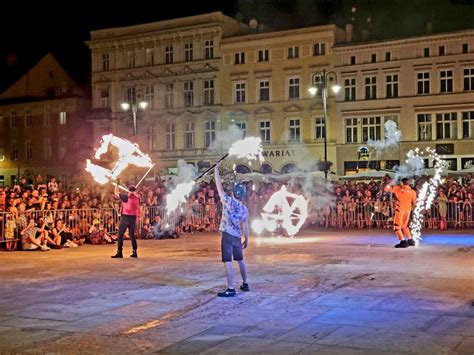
[[52, 219, 77, 247], [20, 218, 49, 251]]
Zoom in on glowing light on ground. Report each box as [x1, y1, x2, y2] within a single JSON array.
[[252, 186, 308, 237], [85, 134, 153, 185], [410, 148, 445, 245], [255, 236, 321, 245]]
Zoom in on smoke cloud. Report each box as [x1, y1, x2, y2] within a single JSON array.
[[208, 124, 244, 154], [394, 149, 425, 179], [367, 120, 401, 157]]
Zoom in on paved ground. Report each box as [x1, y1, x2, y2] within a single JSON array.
[[0, 229, 473, 354]]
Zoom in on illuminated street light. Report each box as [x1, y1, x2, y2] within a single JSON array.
[[308, 69, 340, 180], [121, 96, 148, 136]]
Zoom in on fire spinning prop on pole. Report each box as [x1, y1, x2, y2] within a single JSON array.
[[85, 134, 154, 191], [251, 185, 309, 237], [165, 137, 264, 215], [409, 148, 446, 245]]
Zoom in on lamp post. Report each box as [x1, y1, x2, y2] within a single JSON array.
[[121, 98, 148, 136], [308, 69, 341, 180]]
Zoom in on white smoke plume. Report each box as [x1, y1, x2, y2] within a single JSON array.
[[367, 120, 401, 157], [176, 159, 197, 183], [208, 124, 244, 154], [394, 148, 425, 179]]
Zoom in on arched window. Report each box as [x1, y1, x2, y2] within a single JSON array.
[[261, 163, 272, 174], [281, 163, 299, 174], [235, 165, 251, 174]]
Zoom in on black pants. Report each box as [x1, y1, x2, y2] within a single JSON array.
[[118, 215, 137, 251]]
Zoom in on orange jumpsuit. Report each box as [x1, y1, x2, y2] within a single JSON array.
[[384, 184, 417, 239]]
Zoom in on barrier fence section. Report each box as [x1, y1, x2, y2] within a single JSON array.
[[1, 202, 472, 245]]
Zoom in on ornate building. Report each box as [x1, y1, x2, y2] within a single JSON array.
[[0, 54, 91, 186]]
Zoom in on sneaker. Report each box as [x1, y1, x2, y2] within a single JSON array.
[[407, 239, 416, 247], [63, 241, 71, 248], [68, 241, 78, 248], [240, 283, 250, 292], [217, 288, 236, 297], [395, 240, 409, 248], [40, 245, 49, 252]]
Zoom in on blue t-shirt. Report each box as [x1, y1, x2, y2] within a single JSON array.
[[219, 193, 248, 238]]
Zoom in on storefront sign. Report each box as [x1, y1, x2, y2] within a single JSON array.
[[262, 149, 296, 158]]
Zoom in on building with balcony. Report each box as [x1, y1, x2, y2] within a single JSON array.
[[333, 29, 474, 174], [0, 54, 91, 186]]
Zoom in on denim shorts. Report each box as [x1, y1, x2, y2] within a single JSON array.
[[221, 232, 243, 262]]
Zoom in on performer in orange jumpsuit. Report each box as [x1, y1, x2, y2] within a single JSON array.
[[384, 178, 417, 248]]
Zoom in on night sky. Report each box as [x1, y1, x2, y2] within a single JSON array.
[[1, 0, 473, 92]]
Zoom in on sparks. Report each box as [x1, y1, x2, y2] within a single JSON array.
[[252, 186, 308, 237], [228, 137, 264, 163], [165, 181, 196, 215]]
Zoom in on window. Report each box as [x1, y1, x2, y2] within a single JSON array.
[[417, 114, 432, 141], [344, 78, 356, 101], [144, 86, 154, 108], [417, 72, 430, 95], [462, 43, 469, 54], [100, 89, 109, 108], [44, 107, 50, 126], [350, 55, 356, 65], [165, 46, 173, 64], [288, 119, 301, 142], [423, 47, 430, 57], [385, 51, 391, 61], [101, 53, 109, 71], [11, 141, 18, 160], [165, 83, 174, 109], [346, 118, 358, 143], [235, 82, 246, 103], [438, 45, 445, 56], [288, 77, 300, 99], [258, 49, 269, 62], [205, 40, 213, 59], [288, 46, 299, 59], [184, 121, 195, 149], [362, 117, 382, 142], [184, 81, 194, 107], [59, 111, 67, 125], [204, 120, 216, 148], [25, 140, 33, 160], [59, 137, 66, 159], [184, 42, 193, 62], [126, 50, 135, 68], [25, 108, 32, 127], [44, 138, 52, 159], [314, 117, 325, 139], [313, 43, 325, 56], [147, 127, 156, 151], [165, 123, 175, 150], [462, 111, 474, 138], [124, 87, 136, 104], [235, 122, 246, 138], [145, 48, 154, 66], [436, 112, 457, 139], [234, 52, 245, 64], [259, 80, 270, 101], [386, 74, 398, 98], [440, 70, 453, 93], [10, 110, 17, 128], [260, 121, 271, 143], [364, 77, 376, 100], [204, 79, 215, 106], [464, 68, 474, 91], [371, 53, 377, 63]]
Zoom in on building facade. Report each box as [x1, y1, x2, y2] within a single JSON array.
[[333, 30, 474, 174], [0, 54, 92, 187]]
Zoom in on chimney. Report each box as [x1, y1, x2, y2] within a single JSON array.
[[345, 23, 354, 43]]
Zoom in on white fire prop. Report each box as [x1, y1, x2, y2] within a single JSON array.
[[165, 181, 196, 215], [252, 186, 308, 237], [410, 148, 445, 245], [85, 134, 153, 185], [228, 137, 264, 163]]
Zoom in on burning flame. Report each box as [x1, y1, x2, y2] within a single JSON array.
[[85, 134, 153, 185], [252, 186, 308, 237], [410, 148, 445, 245], [165, 181, 196, 215], [228, 137, 264, 163]]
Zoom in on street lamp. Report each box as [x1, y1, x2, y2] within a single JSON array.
[[308, 69, 341, 180], [121, 98, 148, 136]]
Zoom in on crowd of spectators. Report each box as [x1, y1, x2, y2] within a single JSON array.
[[1, 172, 473, 251]]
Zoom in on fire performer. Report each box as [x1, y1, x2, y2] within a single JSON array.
[[111, 182, 140, 258], [384, 178, 417, 248], [214, 161, 250, 297]]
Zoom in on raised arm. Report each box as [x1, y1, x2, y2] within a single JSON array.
[[214, 163, 225, 200]]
